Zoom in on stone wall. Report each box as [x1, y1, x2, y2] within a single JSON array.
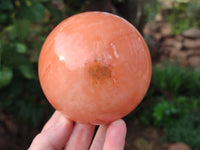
[[143, 18, 200, 67]]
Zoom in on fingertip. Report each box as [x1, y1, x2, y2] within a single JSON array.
[[29, 114, 73, 150], [108, 119, 127, 142], [103, 119, 127, 150], [42, 111, 62, 132], [109, 119, 127, 134]]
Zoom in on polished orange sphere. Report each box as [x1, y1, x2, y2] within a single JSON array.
[[38, 12, 152, 125]]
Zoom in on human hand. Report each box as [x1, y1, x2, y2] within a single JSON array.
[[28, 111, 127, 150]]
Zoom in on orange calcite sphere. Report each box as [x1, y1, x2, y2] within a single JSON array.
[[38, 12, 152, 125]]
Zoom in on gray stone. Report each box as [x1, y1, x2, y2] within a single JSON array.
[[163, 38, 183, 50], [161, 23, 172, 36], [174, 35, 184, 42], [188, 56, 200, 67], [168, 143, 191, 150], [183, 28, 200, 38], [183, 38, 200, 49]]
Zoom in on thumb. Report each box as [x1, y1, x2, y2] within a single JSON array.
[[28, 114, 73, 150]]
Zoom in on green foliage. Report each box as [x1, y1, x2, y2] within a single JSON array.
[[0, 67, 13, 88], [171, 17, 191, 35], [142, 96, 199, 126], [0, 0, 13, 11], [145, 0, 200, 34], [144, 0, 160, 22], [166, 114, 200, 149], [12, 19, 31, 40], [0, 0, 93, 127], [152, 64, 200, 97], [19, 64, 36, 79], [167, 3, 190, 34], [15, 42, 27, 53], [19, 3, 45, 22], [164, 0, 200, 34], [152, 98, 178, 126], [0, 0, 13, 25], [0, 73, 46, 126], [0, 0, 68, 126], [139, 64, 200, 149]]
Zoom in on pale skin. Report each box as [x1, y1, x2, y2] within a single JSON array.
[[29, 111, 127, 150]]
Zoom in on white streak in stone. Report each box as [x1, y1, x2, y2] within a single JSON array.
[[111, 43, 119, 58], [113, 50, 119, 58], [113, 78, 117, 84], [128, 39, 134, 56], [110, 43, 116, 50]]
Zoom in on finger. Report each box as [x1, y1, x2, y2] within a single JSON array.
[[42, 111, 62, 132], [103, 119, 127, 150], [90, 124, 108, 150], [29, 114, 73, 150], [65, 123, 95, 150]]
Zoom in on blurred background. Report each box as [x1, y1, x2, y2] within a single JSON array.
[[0, 0, 200, 149]]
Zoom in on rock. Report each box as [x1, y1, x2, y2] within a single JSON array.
[[163, 38, 182, 50], [163, 38, 174, 46], [195, 50, 200, 56], [182, 28, 200, 38], [143, 23, 151, 35], [143, 19, 200, 67], [183, 38, 200, 49], [161, 23, 171, 36], [159, 0, 174, 9], [150, 21, 162, 33], [166, 48, 188, 66], [188, 56, 200, 67], [177, 51, 188, 60], [154, 33, 162, 40], [143, 21, 162, 35], [186, 49, 195, 56], [134, 138, 154, 150], [155, 13, 163, 21], [143, 127, 159, 140], [174, 35, 184, 42], [169, 48, 181, 58], [174, 41, 183, 50], [168, 143, 191, 150]]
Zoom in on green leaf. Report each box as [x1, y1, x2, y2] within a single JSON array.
[[19, 3, 45, 22], [1, 44, 28, 67], [15, 43, 27, 53], [0, 0, 13, 11], [19, 64, 35, 79], [47, 7, 63, 22], [0, 67, 13, 88], [0, 14, 12, 25], [33, 0, 51, 2], [13, 19, 30, 40], [0, 42, 2, 65]]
